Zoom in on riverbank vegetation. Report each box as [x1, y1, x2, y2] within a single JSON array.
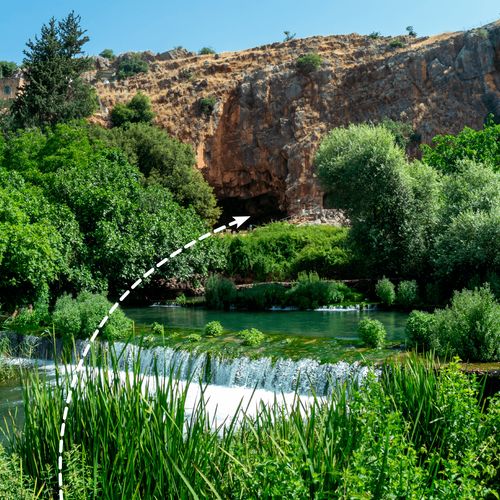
[[2, 354, 498, 498]]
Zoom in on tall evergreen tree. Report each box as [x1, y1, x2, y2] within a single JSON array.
[[12, 12, 97, 128]]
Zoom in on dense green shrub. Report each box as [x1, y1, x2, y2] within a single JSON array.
[[198, 47, 216, 55], [379, 118, 421, 150], [205, 275, 236, 310], [389, 39, 406, 48], [110, 92, 155, 127], [358, 318, 386, 348], [236, 283, 288, 310], [53, 292, 132, 341], [117, 54, 149, 79], [186, 333, 201, 342], [406, 26, 417, 37], [198, 96, 216, 116], [397, 280, 418, 308], [151, 322, 165, 336], [432, 286, 500, 362], [204, 320, 224, 337], [368, 32, 381, 39], [99, 49, 115, 59], [286, 272, 345, 310], [0, 61, 17, 78], [239, 328, 265, 346], [225, 223, 352, 281], [421, 117, 500, 173], [296, 53, 322, 73], [405, 310, 436, 350], [375, 278, 396, 306]]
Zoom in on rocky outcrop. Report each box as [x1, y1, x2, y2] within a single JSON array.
[[92, 22, 500, 220]]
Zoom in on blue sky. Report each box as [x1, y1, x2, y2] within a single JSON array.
[[1, 0, 499, 63]]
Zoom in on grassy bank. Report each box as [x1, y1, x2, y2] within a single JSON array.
[[2, 354, 499, 498]]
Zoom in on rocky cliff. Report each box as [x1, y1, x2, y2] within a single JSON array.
[[92, 21, 500, 220]]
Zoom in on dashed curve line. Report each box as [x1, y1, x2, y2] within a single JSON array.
[[56, 216, 250, 500]]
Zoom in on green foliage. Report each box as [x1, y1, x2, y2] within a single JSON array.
[[225, 223, 353, 281], [11, 12, 97, 129], [102, 122, 220, 223], [421, 118, 500, 173], [405, 310, 437, 350], [0, 61, 17, 78], [358, 318, 386, 348], [0, 445, 38, 499], [295, 53, 322, 73], [375, 278, 396, 306], [379, 118, 421, 149], [396, 280, 418, 308], [239, 328, 265, 346], [116, 53, 149, 79], [99, 48, 115, 59], [203, 320, 224, 337], [389, 39, 406, 48], [198, 96, 216, 116], [110, 92, 154, 127], [175, 293, 187, 306], [368, 32, 381, 39], [236, 284, 288, 310], [185, 333, 201, 342], [431, 286, 500, 362], [151, 322, 165, 336], [316, 123, 440, 277], [9, 353, 500, 498], [283, 31, 296, 42], [198, 47, 216, 55], [285, 272, 349, 310], [0, 122, 224, 304], [205, 275, 236, 310], [52, 291, 132, 341]]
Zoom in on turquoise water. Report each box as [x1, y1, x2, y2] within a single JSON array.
[[126, 307, 408, 341]]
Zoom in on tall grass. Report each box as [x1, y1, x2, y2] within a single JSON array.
[[4, 349, 500, 498]]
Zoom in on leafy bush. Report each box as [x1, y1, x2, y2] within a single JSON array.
[[431, 286, 500, 362], [0, 61, 17, 78], [225, 223, 352, 281], [406, 26, 417, 37], [358, 318, 386, 348], [296, 53, 322, 74], [389, 39, 406, 48], [110, 92, 154, 127], [286, 272, 346, 310], [186, 333, 201, 342], [198, 47, 216, 55], [204, 320, 224, 337], [99, 49, 115, 59], [53, 292, 132, 341], [375, 278, 396, 306], [117, 54, 149, 79], [198, 96, 216, 116], [368, 32, 381, 39], [175, 294, 187, 306], [239, 328, 265, 346], [421, 118, 500, 173], [397, 280, 418, 308], [151, 322, 164, 336], [236, 284, 288, 310], [205, 275, 236, 310], [405, 310, 436, 350]]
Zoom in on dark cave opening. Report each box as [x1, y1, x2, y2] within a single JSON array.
[[218, 193, 287, 226]]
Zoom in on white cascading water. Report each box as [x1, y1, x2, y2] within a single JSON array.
[[112, 342, 370, 396]]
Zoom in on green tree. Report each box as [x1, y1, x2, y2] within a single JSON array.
[[99, 48, 115, 59], [116, 53, 149, 79], [198, 47, 216, 55], [110, 92, 155, 127], [102, 122, 220, 223], [296, 53, 322, 74], [421, 118, 500, 173], [0, 61, 17, 78], [11, 12, 97, 129], [316, 124, 439, 276]]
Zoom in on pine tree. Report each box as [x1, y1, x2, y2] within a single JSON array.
[[12, 12, 97, 128]]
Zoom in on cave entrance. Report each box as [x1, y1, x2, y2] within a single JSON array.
[[219, 194, 287, 226]]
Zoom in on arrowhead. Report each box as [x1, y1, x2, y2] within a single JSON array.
[[230, 216, 250, 229]]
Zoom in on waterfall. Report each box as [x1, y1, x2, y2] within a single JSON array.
[[112, 342, 370, 396]]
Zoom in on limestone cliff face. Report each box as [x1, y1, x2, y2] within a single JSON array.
[[93, 21, 500, 219]]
